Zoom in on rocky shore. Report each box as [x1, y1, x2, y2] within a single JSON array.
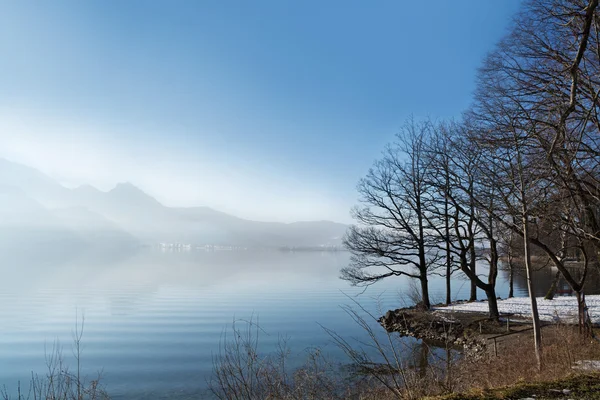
[[379, 307, 491, 357]]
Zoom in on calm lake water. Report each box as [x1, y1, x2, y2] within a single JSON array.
[[0, 248, 597, 398]]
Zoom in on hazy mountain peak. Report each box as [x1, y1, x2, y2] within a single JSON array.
[[0, 159, 348, 248], [110, 182, 145, 193], [73, 184, 101, 193], [0, 158, 57, 184], [0, 157, 34, 172], [108, 182, 161, 206]]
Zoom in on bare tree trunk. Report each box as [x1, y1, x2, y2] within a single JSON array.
[[420, 274, 431, 310], [544, 271, 561, 300], [576, 290, 584, 335], [575, 290, 591, 336], [458, 251, 499, 320], [485, 289, 499, 321], [508, 231, 515, 298], [469, 246, 477, 302], [469, 278, 477, 301], [508, 262, 515, 298], [446, 256, 452, 305], [445, 196, 452, 305], [522, 213, 542, 370]]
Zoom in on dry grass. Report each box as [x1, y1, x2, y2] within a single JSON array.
[[0, 314, 109, 400], [450, 324, 600, 393], [209, 314, 600, 400], [425, 373, 600, 400]]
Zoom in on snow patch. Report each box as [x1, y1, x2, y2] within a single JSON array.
[[434, 295, 600, 324]]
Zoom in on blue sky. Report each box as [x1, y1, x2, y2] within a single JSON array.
[[0, 1, 522, 222]]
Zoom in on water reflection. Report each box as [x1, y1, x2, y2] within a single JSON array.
[[409, 341, 461, 379], [0, 249, 597, 399], [499, 262, 600, 298]]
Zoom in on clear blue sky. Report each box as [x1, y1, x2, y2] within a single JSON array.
[[0, 1, 522, 222]]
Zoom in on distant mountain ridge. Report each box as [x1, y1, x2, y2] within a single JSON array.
[[0, 158, 348, 249]]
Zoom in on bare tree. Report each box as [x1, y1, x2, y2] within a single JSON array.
[[422, 123, 456, 306], [342, 119, 440, 310], [470, 0, 600, 340], [498, 222, 521, 299], [424, 122, 502, 319]]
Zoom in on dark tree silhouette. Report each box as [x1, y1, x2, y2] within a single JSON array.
[[342, 119, 440, 310]]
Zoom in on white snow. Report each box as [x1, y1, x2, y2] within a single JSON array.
[[573, 360, 600, 371], [434, 295, 600, 324]]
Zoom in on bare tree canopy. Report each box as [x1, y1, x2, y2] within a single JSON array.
[[342, 119, 440, 310], [342, 2, 600, 360]]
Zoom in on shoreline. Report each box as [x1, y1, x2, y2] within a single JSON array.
[[380, 294, 600, 357]]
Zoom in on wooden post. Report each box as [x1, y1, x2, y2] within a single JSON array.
[[506, 316, 510, 332]]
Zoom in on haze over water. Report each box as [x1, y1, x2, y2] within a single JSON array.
[[0, 1, 577, 398], [0, 246, 575, 399]]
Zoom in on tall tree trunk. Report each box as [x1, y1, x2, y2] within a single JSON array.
[[445, 191, 452, 305], [523, 214, 542, 370], [576, 290, 584, 335], [469, 248, 477, 302], [508, 259, 514, 299], [487, 235, 500, 321], [469, 281, 477, 302], [485, 288, 499, 320], [417, 191, 431, 310], [575, 290, 591, 336], [459, 255, 499, 321], [544, 271, 561, 300], [508, 234, 515, 298], [445, 260, 452, 305], [420, 274, 431, 310]]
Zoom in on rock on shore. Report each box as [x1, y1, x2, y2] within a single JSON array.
[[379, 308, 488, 357]]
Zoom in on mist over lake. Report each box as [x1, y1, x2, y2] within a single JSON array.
[[4, 1, 600, 398], [1, 245, 587, 399]]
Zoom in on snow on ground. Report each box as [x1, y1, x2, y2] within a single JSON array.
[[573, 360, 600, 371], [434, 295, 600, 324]]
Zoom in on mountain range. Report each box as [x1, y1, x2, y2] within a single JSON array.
[[0, 158, 347, 250]]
